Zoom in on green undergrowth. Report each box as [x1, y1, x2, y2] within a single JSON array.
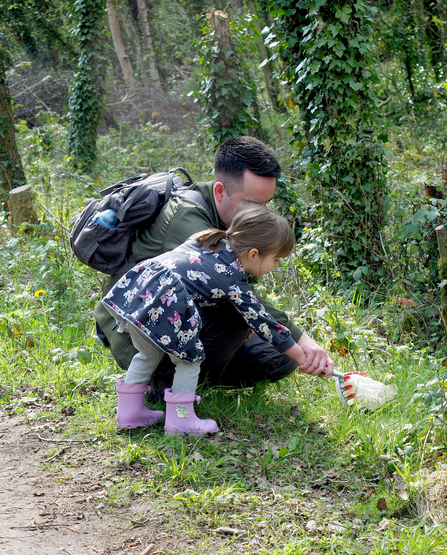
[[1, 114, 446, 552], [1, 225, 447, 553]]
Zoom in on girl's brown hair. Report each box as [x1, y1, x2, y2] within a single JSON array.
[[194, 202, 294, 260]]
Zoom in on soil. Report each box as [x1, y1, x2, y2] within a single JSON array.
[[0, 413, 192, 555]]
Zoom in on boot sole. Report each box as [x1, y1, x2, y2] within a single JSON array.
[[164, 425, 219, 436], [117, 416, 164, 429]]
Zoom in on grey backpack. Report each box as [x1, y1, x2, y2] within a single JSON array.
[[70, 168, 211, 275]]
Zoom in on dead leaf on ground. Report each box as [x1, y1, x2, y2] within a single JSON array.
[[376, 497, 387, 511], [390, 472, 409, 500], [305, 520, 318, 533]]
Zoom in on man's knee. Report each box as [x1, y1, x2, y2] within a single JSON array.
[[93, 301, 137, 370], [202, 335, 298, 388]]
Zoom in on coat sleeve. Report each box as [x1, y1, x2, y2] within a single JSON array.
[[258, 295, 303, 342], [227, 278, 296, 353]]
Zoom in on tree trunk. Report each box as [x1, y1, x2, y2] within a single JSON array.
[[120, 3, 144, 77], [211, 9, 231, 46], [0, 56, 27, 194], [247, 0, 284, 112], [107, 0, 136, 93], [229, 0, 244, 16], [436, 225, 447, 258], [67, 0, 107, 169], [136, 0, 161, 90], [9, 184, 39, 231]]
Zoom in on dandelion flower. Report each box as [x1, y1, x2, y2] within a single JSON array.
[[34, 289, 47, 297]]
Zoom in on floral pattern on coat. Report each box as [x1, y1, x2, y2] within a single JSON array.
[[102, 238, 295, 364]]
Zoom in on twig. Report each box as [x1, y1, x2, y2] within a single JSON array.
[[106, 92, 139, 107], [139, 545, 155, 555], [437, 306, 447, 334], [37, 201, 71, 233], [13, 75, 51, 98], [46, 446, 69, 463], [130, 515, 152, 527], [378, 96, 392, 109], [11, 523, 76, 530], [378, 229, 395, 279], [420, 420, 433, 468], [35, 434, 89, 444], [16, 82, 51, 110]]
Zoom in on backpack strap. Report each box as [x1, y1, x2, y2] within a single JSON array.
[[165, 167, 194, 204]]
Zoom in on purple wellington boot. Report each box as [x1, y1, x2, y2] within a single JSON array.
[[116, 379, 165, 429], [164, 388, 219, 436]]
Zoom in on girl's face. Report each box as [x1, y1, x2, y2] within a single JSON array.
[[240, 250, 280, 277]]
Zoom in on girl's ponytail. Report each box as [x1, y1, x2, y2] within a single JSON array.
[[194, 228, 227, 253]]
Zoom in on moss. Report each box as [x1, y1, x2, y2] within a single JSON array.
[[438, 256, 447, 280], [438, 257, 447, 307], [401, 313, 418, 335]]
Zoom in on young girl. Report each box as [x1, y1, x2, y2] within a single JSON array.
[[102, 203, 306, 436]]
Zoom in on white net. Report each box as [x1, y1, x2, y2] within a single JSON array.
[[335, 373, 397, 411]]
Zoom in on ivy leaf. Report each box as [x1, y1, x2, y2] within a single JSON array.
[[222, 46, 233, 59], [400, 221, 420, 238], [353, 266, 367, 281], [335, 6, 352, 24]]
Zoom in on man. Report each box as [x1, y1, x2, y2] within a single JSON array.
[[94, 136, 333, 394]]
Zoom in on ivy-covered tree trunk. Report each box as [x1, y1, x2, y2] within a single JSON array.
[[67, 0, 107, 170], [272, 0, 389, 284], [0, 49, 38, 229], [0, 53, 26, 194], [194, 9, 263, 144]]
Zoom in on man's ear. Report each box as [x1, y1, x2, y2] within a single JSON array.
[[213, 181, 226, 203]]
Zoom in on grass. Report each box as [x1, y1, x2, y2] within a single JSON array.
[[1, 268, 446, 553], [1, 116, 447, 553]]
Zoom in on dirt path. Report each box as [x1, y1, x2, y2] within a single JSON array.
[[0, 414, 186, 555]]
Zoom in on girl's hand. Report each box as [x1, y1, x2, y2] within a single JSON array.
[[284, 343, 306, 368]]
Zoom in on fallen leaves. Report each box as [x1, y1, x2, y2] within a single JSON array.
[[305, 519, 318, 534], [395, 297, 417, 308]]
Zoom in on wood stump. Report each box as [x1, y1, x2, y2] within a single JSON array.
[[9, 184, 39, 232]]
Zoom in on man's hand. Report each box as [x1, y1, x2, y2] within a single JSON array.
[[297, 332, 334, 378]]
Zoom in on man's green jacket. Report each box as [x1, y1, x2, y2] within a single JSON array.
[[94, 181, 302, 369]]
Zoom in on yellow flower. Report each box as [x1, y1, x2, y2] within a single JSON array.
[[34, 289, 47, 297]]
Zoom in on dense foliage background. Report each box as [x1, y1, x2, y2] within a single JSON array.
[[1, 1, 447, 552]]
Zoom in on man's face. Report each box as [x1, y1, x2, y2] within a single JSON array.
[[215, 170, 276, 227]]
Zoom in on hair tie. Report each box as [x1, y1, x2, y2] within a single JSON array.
[[225, 230, 229, 239]]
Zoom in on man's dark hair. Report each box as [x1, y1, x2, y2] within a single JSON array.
[[213, 136, 281, 193]]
